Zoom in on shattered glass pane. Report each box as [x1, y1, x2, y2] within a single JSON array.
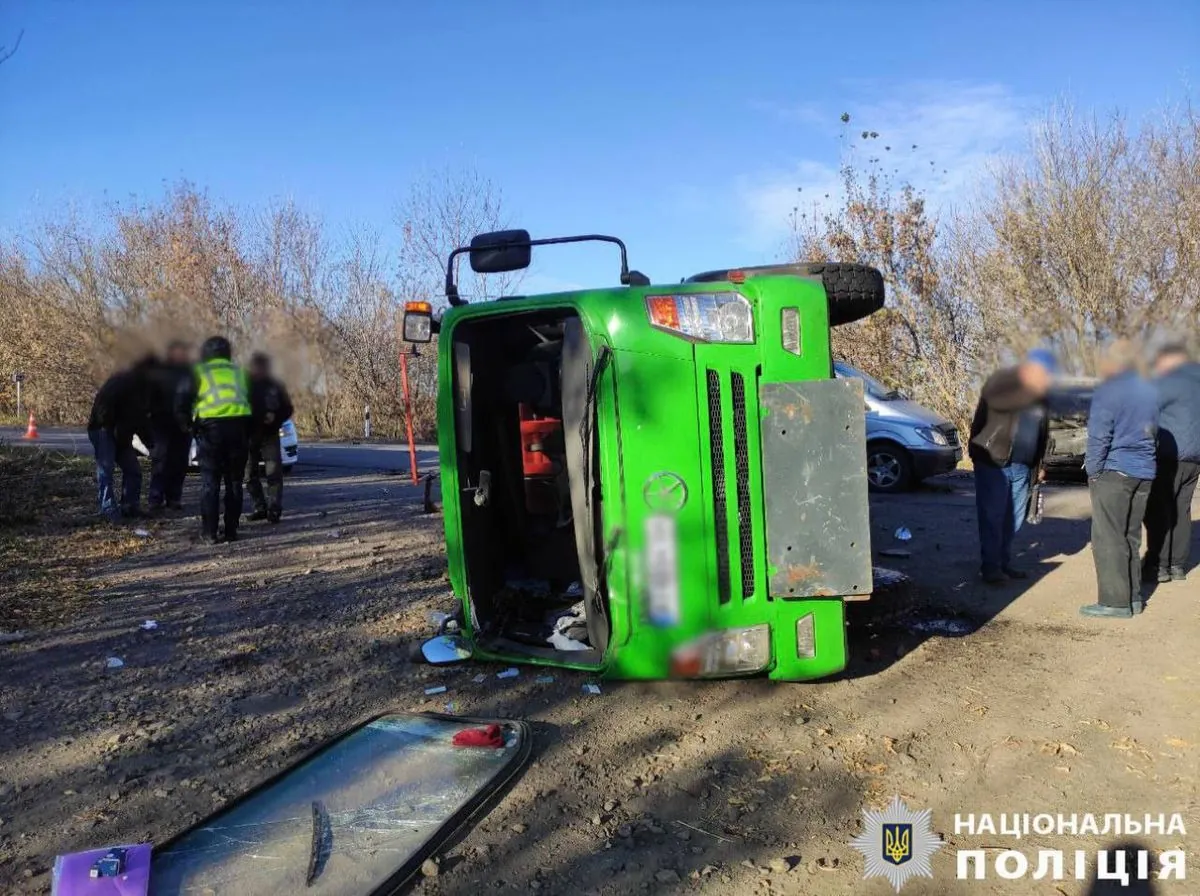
[[151, 715, 524, 895]]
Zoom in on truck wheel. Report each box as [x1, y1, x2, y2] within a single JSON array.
[[796, 263, 886, 327], [866, 441, 913, 493], [682, 262, 884, 325]]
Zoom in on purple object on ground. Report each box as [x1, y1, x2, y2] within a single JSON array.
[[51, 843, 151, 896]]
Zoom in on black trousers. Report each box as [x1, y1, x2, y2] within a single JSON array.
[[1089, 471, 1152, 608], [1144, 459, 1200, 574], [195, 419, 249, 539], [148, 426, 190, 506], [246, 434, 284, 515]]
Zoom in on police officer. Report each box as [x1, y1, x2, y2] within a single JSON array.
[[246, 352, 294, 523], [176, 336, 253, 544]]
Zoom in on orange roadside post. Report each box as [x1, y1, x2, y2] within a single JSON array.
[[399, 349, 419, 485]]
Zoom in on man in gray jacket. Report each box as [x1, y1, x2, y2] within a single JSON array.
[[1144, 342, 1200, 583]]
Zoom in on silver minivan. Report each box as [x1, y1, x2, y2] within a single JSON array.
[[834, 361, 962, 493]]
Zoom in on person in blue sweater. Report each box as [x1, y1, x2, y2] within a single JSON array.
[[1144, 343, 1200, 583], [1080, 339, 1159, 618]]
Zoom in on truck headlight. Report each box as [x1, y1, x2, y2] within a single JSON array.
[[916, 426, 948, 446], [646, 292, 754, 343], [670, 624, 771, 678]]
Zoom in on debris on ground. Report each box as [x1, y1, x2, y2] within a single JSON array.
[[907, 617, 976, 636], [893, 526, 913, 541], [138, 620, 158, 631], [496, 668, 519, 679], [104, 657, 124, 669]]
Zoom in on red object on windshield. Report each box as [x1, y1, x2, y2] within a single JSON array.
[[452, 724, 505, 748]]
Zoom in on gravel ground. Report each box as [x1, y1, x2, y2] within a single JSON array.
[[1, 466, 1198, 895]]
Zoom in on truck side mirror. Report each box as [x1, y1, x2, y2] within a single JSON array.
[[402, 301, 434, 343]]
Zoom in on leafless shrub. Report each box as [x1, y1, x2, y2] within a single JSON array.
[[0, 168, 510, 440], [790, 124, 979, 432], [949, 98, 1199, 377], [791, 97, 1197, 430]]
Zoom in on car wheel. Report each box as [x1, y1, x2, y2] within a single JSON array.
[[866, 442, 914, 493]]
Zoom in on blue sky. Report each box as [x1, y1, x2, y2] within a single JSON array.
[[1, 0, 1196, 297]]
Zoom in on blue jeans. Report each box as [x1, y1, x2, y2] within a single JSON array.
[[975, 462, 1031, 575], [88, 429, 142, 520]]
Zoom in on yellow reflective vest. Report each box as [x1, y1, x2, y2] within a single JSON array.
[[193, 359, 252, 419]]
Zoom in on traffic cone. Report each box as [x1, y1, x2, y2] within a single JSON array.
[[23, 412, 38, 439]]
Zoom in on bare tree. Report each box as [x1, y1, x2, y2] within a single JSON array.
[[0, 30, 22, 66], [791, 121, 979, 431], [394, 166, 521, 306], [950, 99, 1200, 375]]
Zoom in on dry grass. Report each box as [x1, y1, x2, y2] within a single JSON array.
[[0, 444, 148, 631]]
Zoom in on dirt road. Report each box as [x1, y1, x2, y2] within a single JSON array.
[[1, 462, 1197, 895]]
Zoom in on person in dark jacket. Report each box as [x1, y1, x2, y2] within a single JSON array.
[[245, 352, 294, 523], [175, 336, 253, 544], [1143, 343, 1200, 584], [86, 357, 155, 521], [146, 340, 194, 512], [968, 349, 1056, 584], [1080, 339, 1159, 619]]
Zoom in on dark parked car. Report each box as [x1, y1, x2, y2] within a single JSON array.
[[1044, 377, 1096, 480]]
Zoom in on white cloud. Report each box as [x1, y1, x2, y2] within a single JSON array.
[[736, 81, 1033, 254]]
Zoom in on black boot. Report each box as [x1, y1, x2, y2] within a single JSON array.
[[247, 508, 268, 521], [266, 506, 281, 524]]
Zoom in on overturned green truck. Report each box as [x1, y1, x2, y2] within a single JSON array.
[[404, 231, 886, 681]]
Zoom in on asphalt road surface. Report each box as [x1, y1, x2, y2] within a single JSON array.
[[0, 426, 439, 474]]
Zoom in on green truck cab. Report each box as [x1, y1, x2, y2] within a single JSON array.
[[404, 231, 885, 681]]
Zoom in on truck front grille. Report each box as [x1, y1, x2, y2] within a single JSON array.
[[706, 370, 732, 604], [730, 373, 754, 599], [706, 368, 757, 604]]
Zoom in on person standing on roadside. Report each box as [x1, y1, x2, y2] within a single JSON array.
[[1143, 342, 1200, 584], [176, 336, 253, 544], [245, 352, 294, 523], [969, 349, 1056, 584], [86, 357, 155, 521], [146, 339, 194, 513], [1080, 339, 1159, 619]]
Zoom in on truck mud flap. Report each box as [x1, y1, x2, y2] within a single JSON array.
[[149, 712, 532, 895], [760, 378, 873, 599]]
